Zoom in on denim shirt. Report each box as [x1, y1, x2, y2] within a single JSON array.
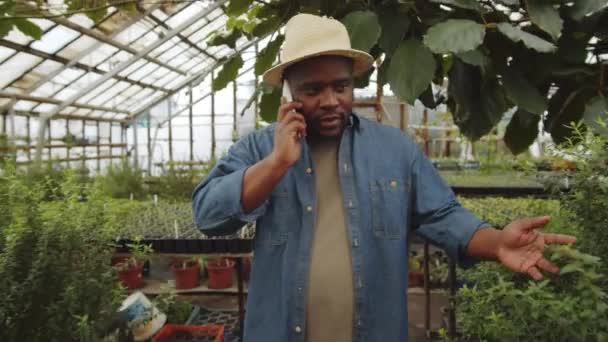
[[192, 114, 488, 342]]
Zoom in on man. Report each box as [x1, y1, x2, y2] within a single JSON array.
[[192, 14, 576, 342]]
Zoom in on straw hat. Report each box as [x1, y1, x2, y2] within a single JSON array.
[[263, 13, 374, 87]]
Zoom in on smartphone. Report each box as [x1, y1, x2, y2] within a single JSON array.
[[282, 81, 303, 138], [282, 80, 293, 102]]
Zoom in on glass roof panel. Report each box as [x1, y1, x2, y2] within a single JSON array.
[[164, 74, 186, 90], [68, 13, 96, 29], [14, 100, 38, 111], [58, 35, 99, 61], [0, 46, 14, 63], [36, 103, 58, 113], [166, 3, 202, 27], [4, 26, 34, 45], [114, 21, 150, 45], [118, 58, 146, 77], [0, 53, 42, 88], [130, 63, 164, 81], [31, 25, 81, 54], [53, 87, 80, 102], [52, 67, 86, 86]]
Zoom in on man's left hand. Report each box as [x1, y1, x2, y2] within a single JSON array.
[[497, 216, 576, 280]]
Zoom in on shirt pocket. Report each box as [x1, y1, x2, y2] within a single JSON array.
[[369, 178, 409, 240], [256, 188, 292, 246]]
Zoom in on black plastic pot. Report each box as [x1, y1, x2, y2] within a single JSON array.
[[200, 239, 214, 253], [238, 238, 253, 253], [227, 239, 240, 253], [175, 240, 188, 253], [151, 240, 163, 253], [186, 240, 200, 253], [162, 240, 177, 253], [213, 239, 228, 253]]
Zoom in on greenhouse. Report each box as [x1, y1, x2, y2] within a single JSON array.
[[0, 0, 607, 341]]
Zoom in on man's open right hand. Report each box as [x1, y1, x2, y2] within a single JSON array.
[[270, 98, 306, 170]]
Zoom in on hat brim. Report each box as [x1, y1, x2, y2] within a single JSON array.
[[262, 49, 375, 87]]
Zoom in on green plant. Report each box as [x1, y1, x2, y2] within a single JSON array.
[[556, 124, 608, 278], [453, 246, 608, 341], [0, 169, 126, 342], [210, 0, 606, 154], [115, 236, 152, 272], [153, 289, 194, 324], [99, 158, 145, 200]]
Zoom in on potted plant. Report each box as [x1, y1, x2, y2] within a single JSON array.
[[114, 237, 152, 289], [205, 258, 235, 289], [171, 257, 201, 290]]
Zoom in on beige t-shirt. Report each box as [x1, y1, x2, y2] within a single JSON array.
[[306, 138, 354, 342]]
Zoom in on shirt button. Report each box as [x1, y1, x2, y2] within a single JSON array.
[[294, 326, 302, 334], [390, 180, 398, 188], [306, 206, 313, 212], [305, 167, 312, 174]]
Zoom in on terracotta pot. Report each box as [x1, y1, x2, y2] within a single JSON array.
[[116, 261, 144, 289], [408, 271, 424, 288], [171, 260, 200, 290], [205, 258, 235, 289]]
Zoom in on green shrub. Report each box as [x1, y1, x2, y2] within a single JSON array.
[[453, 247, 607, 341], [0, 170, 125, 341], [99, 158, 145, 200]]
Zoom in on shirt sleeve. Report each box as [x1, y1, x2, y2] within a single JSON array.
[[410, 149, 490, 269], [192, 136, 268, 236]]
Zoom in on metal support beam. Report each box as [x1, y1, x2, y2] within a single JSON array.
[[147, 113, 152, 175], [46, 15, 187, 76], [127, 37, 261, 123], [211, 72, 216, 160], [133, 121, 139, 169], [109, 122, 113, 164], [168, 99, 173, 163], [66, 118, 71, 168], [146, 12, 217, 61], [0, 39, 169, 93], [189, 86, 194, 166], [0, 92, 130, 115], [26, 116, 31, 161], [149, 62, 257, 127], [14, 110, 126, 123], [96, 121, 101, 172], [233, 81, 238, 140], [43, 0, 227, 121]]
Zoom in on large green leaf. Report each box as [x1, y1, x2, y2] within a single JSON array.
[[496, 23, 557, 53], [545, 86, 595, 144], [388, 39, 436, 104], [583, 96, 608, 136], [0, 19, 14, 38], [501, 68, 548, 115], [13, 19, 42, 40], [207, 29, 242, 49], [526, 0, 563, 40], [504, 109, 540, 154], [254, 35, 284, 76], [251, 16, 281, 38], [341, 11, 381, 53], [259, 87, 282, 122], [423, 19, 486, 54], [568, 0, 608, 21], [430, 0, 480, 11], [212, 55, 244, 91], [227, 0, 253, 17], [456, 49, 490, 68], [378, 6, 410, 55], [448, 59, 509, 141]]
